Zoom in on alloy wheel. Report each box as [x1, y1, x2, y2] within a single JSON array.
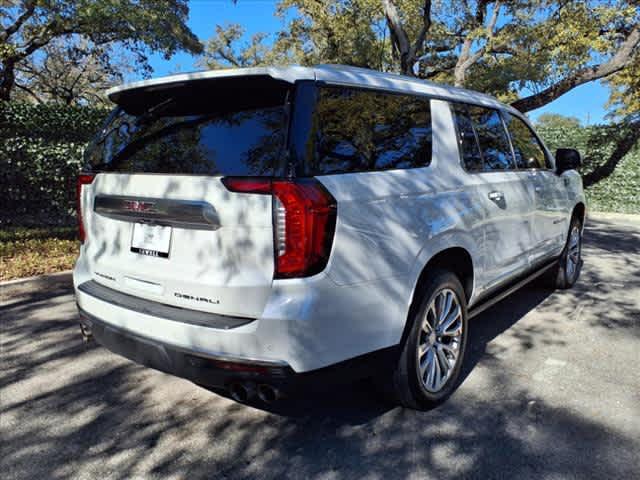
[[417, 288, 463, 393], [566, 226, 581, 280]]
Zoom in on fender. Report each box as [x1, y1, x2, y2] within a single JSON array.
[[401, 228, 481, 338]]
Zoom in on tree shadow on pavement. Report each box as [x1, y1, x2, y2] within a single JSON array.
[[1, 216, 639, 479]]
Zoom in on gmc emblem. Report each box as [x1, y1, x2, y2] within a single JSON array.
[[123, 200, 155, 212]]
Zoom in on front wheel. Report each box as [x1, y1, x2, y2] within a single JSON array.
[[385, 269, 469, 409], [551, 216, 583, 289]]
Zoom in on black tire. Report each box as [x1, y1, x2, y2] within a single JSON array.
[[384, 269, 469, 410], [550, 216, 583, 289]]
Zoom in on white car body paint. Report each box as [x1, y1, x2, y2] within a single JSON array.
[[75, 65, 586, 374]]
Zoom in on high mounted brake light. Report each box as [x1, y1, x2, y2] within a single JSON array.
[[76, 173, 95, 243], [222, 177, 337, 279]]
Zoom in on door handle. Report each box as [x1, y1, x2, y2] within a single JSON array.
[[534, 186, 542, 193], [488, 191, 504, 201]]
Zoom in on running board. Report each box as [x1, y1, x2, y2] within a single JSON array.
[[468, 260, 556, 319]]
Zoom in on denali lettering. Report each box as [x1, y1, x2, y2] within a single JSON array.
[[174, 292, 220, 304]]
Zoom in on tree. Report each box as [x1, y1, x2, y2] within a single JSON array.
[[12, 37, 131, 105], [0, 0, 203, 101], [203, 1, 639, 111], [202, 0, 639, 185], [535, 113, 582, 130]]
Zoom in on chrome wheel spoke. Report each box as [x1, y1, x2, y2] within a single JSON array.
[[437, 291, 454, 326], [440, 342, 458, 356], [418, 342, 429, 358], [420, 348, 433, 376], [432, 352, 444, 391], [417, 288, 464, 394], [425, 350, 436, 385], [436, 346, 451, 376], [565, 226, 581, 278], [438, 304, 461, 336]]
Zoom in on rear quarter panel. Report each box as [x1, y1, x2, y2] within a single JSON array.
[[316, 100, 486, 344]]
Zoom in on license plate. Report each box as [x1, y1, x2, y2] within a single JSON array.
[[131, 224, 172, 258]]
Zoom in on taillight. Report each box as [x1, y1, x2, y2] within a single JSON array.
[[222, 177, 337, 278], [76, 173, 95, 243]]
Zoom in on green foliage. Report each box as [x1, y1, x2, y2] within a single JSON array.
[[1, 0, 203, 100], [203, 1, 639, 113], [535, 113, 582, 131], [536, 122, 640, 214], [584, 149, 640, 214], [0, 102, 107, 226]]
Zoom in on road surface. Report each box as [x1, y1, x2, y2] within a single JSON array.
[[1, 213, 639, 479]]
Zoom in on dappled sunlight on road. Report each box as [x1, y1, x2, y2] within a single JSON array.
[[1, 214, 639, 479]]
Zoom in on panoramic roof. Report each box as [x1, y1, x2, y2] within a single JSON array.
[[106, 64, 515, 113]]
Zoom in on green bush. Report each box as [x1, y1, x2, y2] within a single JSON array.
[[0, 102, 107, 226], [0, 102, 637, 229], [583, 149, 639, 214], [537, 124, 639, 214]]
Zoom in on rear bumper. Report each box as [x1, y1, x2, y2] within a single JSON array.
[[78, 307, 397, 393], [78, 307, 296, 390]]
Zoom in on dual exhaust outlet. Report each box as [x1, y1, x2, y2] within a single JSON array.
[[229, 381, 281, 404]]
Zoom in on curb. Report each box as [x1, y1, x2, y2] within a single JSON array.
[[0, 269, 73, 287]]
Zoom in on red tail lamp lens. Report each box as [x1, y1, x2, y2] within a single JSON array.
[[76, 173, 95, 243], [221, 177, 337, 278]]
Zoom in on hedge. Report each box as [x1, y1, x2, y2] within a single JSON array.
[[0, 102, 107, 226], [0, 102, 638, 228], [536, 124, 640, 214]]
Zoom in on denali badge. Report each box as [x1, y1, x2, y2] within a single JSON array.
[[174, 292, 220, 305]]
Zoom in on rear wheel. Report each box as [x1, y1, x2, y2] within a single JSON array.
[[384, 269, 468, 409], [550, 216, 583, 289]]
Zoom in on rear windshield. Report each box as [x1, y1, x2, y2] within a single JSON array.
[[85, 80, 289, 176]]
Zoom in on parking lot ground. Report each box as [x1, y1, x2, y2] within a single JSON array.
[[1, 213, 639, 480]]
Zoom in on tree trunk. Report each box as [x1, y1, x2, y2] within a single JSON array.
[[0, 61, 16, 101], [582, 123, 640, 187]]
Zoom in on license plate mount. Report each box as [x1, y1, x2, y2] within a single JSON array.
[[131, 223, 172, 258]]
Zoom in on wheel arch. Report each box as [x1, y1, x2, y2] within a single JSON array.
[[572, 202, 586, 226], [399, 244, 475, 347]]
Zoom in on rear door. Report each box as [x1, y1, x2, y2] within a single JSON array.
[[503, 113, 569, 262], [450, 104, 535, 290], [81, 78, 290, 318]]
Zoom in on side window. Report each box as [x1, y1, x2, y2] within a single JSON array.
[[467, 106, 515, 171], [504, 113, 550, 169], [451, 104, 483, 172], [312, 87, 432, 174]]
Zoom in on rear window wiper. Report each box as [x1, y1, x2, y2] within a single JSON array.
[[136, 97, 175, 125]]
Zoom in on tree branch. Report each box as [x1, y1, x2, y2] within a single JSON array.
[[382, 0, 412, 74], [582, 121, 640, 187], [410, 0, 432, 59], [512, 24, 640, 112], [454, 1, 500, 86], [13, 81, 43, 104], [0, 1, 36, 42]]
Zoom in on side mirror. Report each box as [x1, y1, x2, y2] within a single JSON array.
[[555, 148, 581, 174]]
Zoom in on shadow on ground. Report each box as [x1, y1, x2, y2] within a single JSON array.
[[1, 216, 638, 479]]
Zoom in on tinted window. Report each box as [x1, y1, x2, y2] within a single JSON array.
[[504, 114, 549, 169], [86, 105, 286, 175], [467, 106, 514, 171], [451, 104, 483, 172], [312, 87, 432, 174]]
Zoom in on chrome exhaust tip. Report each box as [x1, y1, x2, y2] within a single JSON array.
[[257, 384, 281, 403], [78, 310, 93, 343], [229, 382, 255, 403]]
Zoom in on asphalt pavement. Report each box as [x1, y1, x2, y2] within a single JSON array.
[[1, 213, 639, 480]]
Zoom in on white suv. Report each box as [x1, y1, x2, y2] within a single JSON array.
[[74, 65, 585, 409]]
